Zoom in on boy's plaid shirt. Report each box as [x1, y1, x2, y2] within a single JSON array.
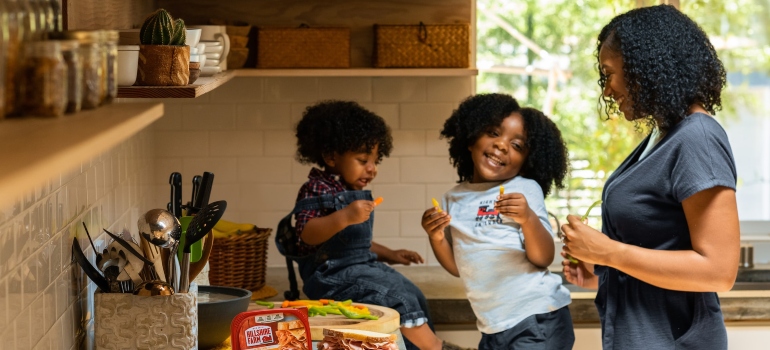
[[294, 168, 346, 255]]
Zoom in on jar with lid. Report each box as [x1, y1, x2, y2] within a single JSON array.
[[50, 30, 102, 109], [21, 40, 67, 117], [4, 0, 25, 117], [101, 30, 118, 103], [57, 39, 82, 113], [0, 1, 10, 118]]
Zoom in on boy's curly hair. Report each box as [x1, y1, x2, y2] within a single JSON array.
[[295, 100, 393, 168], [440, 94, 568, 196], [597, 4, 726, 132]]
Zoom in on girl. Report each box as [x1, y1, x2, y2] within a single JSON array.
[[561, 5, 739, 349], [422, 93, 573, 350], [280, 100, 450, 350]]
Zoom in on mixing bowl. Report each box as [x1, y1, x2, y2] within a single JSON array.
[[198, 285, 252, 349]]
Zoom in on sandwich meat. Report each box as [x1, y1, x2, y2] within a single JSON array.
[[276, 320, 309, 350], [317, 328, 398, 350]]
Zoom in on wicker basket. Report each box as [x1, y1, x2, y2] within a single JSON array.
[[209, 227, 272, 292], [373, 22, 470, 68], [257, 26, 350, 68]]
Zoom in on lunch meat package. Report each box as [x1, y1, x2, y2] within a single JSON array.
[[230, 307, 312, 350]]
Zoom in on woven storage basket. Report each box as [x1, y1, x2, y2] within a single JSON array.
[[209, 227, 272, 291], [374, 22, 470, 68], [257, 26, 350, 68]]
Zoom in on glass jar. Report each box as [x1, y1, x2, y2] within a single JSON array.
[[4, 0, 25, 117], [21, 40, 67, 117], [58, 39, 81, 114], [102, 30, 118, 103], [0, 1, 9, 118], [50, 30, 102, 109]]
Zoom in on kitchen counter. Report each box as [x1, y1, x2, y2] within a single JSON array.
[[263, 266, 770, 325]]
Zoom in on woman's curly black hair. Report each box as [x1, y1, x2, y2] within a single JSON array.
[[295, 100, 393, 168], [597, 4, 726, 132], [440, 93, 569, 196]]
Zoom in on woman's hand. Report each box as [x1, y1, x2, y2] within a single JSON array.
[[343, 199, 375, 226], [561, 214, 615, 265], [561, 251, 599, 289], [495, 193, 535, 225], [421, 207, 451, 241], [383, 249, 424, 265]]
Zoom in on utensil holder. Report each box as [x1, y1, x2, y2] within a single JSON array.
[[94, 283, 198, 349]]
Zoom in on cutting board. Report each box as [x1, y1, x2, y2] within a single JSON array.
[[248, 302, 400, 341]]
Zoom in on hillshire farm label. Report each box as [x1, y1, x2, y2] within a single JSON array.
[[245, 326, 274, 346]]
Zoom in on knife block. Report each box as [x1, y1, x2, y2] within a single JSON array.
[[94, 283, 198, 349]]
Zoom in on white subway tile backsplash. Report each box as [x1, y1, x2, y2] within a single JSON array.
[[372, 211, 401, 238], [155, 131, 210, 157], [210, 130, 264, 157], [151, 104, 183, 130], [426, 129, 449, 156], [373, 159, 399, 184], [209, 77, 264, 103], [399, 210, 428, 238], [264, 131, 297, 156], [400, 157, 456, 183], [181, 104, 237, 130], [426, 77, 473, 102], [318, 78, 373, 101], [369, 184, 426, 210], [240, 184, 298, 212], [391, 130, 426, 157], [372, 77, 426, 102], [236, 104, 293, 130], [400, 103, 456, 129], [264, 77, 319, 102], [183, 157, 239, 184], [238, 157, 293, 184]]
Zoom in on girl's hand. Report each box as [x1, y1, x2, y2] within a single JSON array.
[[421, 207, 451, 241], [560, 251, 599, 289], [495, 192, 535, 225], [343, 199, 375, 225], [383, 249, 424, 265], [560, 214, 614, 265]]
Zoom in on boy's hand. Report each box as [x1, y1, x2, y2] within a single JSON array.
[[421, 207, 451, 241], [495, 192, 535, 225], [343, 199, 375, 225], [383, 249, 424, 265]]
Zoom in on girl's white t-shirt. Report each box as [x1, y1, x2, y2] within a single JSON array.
[[442, 176, 571, 334]]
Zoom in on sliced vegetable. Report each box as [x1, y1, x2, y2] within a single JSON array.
[[499, 185, 505, 195], [567, 200, 604, 264], [373, 197, 384, 206], [255, 300, 274, 308], [431, 198, 442, 212]]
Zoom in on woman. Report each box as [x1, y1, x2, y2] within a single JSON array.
[[560, 5, 740, 349]]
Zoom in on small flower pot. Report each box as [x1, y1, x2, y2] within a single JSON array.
[[136, 44, 190, 86]]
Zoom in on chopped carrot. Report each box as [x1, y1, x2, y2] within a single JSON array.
[[373, 197, 384, 206]]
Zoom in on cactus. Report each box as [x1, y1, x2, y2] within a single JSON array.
[[140, 9, 186, 46], [170, 18, 187, 46]]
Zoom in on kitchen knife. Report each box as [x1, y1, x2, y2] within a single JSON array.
[[188, 175, 202, 215], [193, 172, 214, 213], [170, 172, 182, 219]]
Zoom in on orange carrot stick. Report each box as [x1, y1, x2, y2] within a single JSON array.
[[373, 197, 384, 206]]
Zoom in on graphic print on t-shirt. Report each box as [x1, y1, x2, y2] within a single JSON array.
[[475, 199, 502, 227]]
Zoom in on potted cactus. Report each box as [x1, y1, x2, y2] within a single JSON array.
[[135, 9, 190, 86]]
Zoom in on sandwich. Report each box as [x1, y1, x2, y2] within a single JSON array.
[[317, 328, 398, 350], [276, 320, 309, 350]]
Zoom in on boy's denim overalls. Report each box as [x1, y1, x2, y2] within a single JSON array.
[[277, 190, 433, 350]]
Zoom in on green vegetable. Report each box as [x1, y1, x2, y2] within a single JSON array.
[[568, 200, 603, 264], [337, 305, 378, 320], [254, 300, 274, 308]]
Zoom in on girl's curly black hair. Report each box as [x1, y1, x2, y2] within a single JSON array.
[[295, 100, 393, 168], [440, 93, 569, 196], [597, 4, 726, 132]]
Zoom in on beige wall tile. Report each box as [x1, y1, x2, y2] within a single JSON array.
[[372, 77, 426, 102], [155, 131, 209, 157], [318, 78, 373, 101], [264, 77, 319, 102], [391, 130, 426, 157], [182, 157, 239, 184], [425, 129, 448, 156], [399, 210, 428, 238], [400, 103, 456, 129], [151, 104, 183, 130], [291, 162, 315, 184], [360, 103, 399, 129], [264, 131, 297, 156], [400, 157, 456, 183], [426, 77, 473, 102], [373, 158, 399, 184], [180, 104, 236, 130], [238, 157, 293, 184], [372, 211, 401, 238], [208, 77, 264, 103], [209, 130, 264, 157], [368, 184, 426, 210], [240, 184, 298, 212], [236, 104, 292, 130]]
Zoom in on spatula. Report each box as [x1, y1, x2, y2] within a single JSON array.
[[179, 200, 227, 293]]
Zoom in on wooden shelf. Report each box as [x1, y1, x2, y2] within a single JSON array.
[[116, 71, 236, 98], [0, 103, 164, 210], [234, 68, 478, 77]]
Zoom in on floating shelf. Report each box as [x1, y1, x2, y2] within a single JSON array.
[[0, 103, 164, 210], [117, 71, 237, 98], [234, 68, 479, 77]]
